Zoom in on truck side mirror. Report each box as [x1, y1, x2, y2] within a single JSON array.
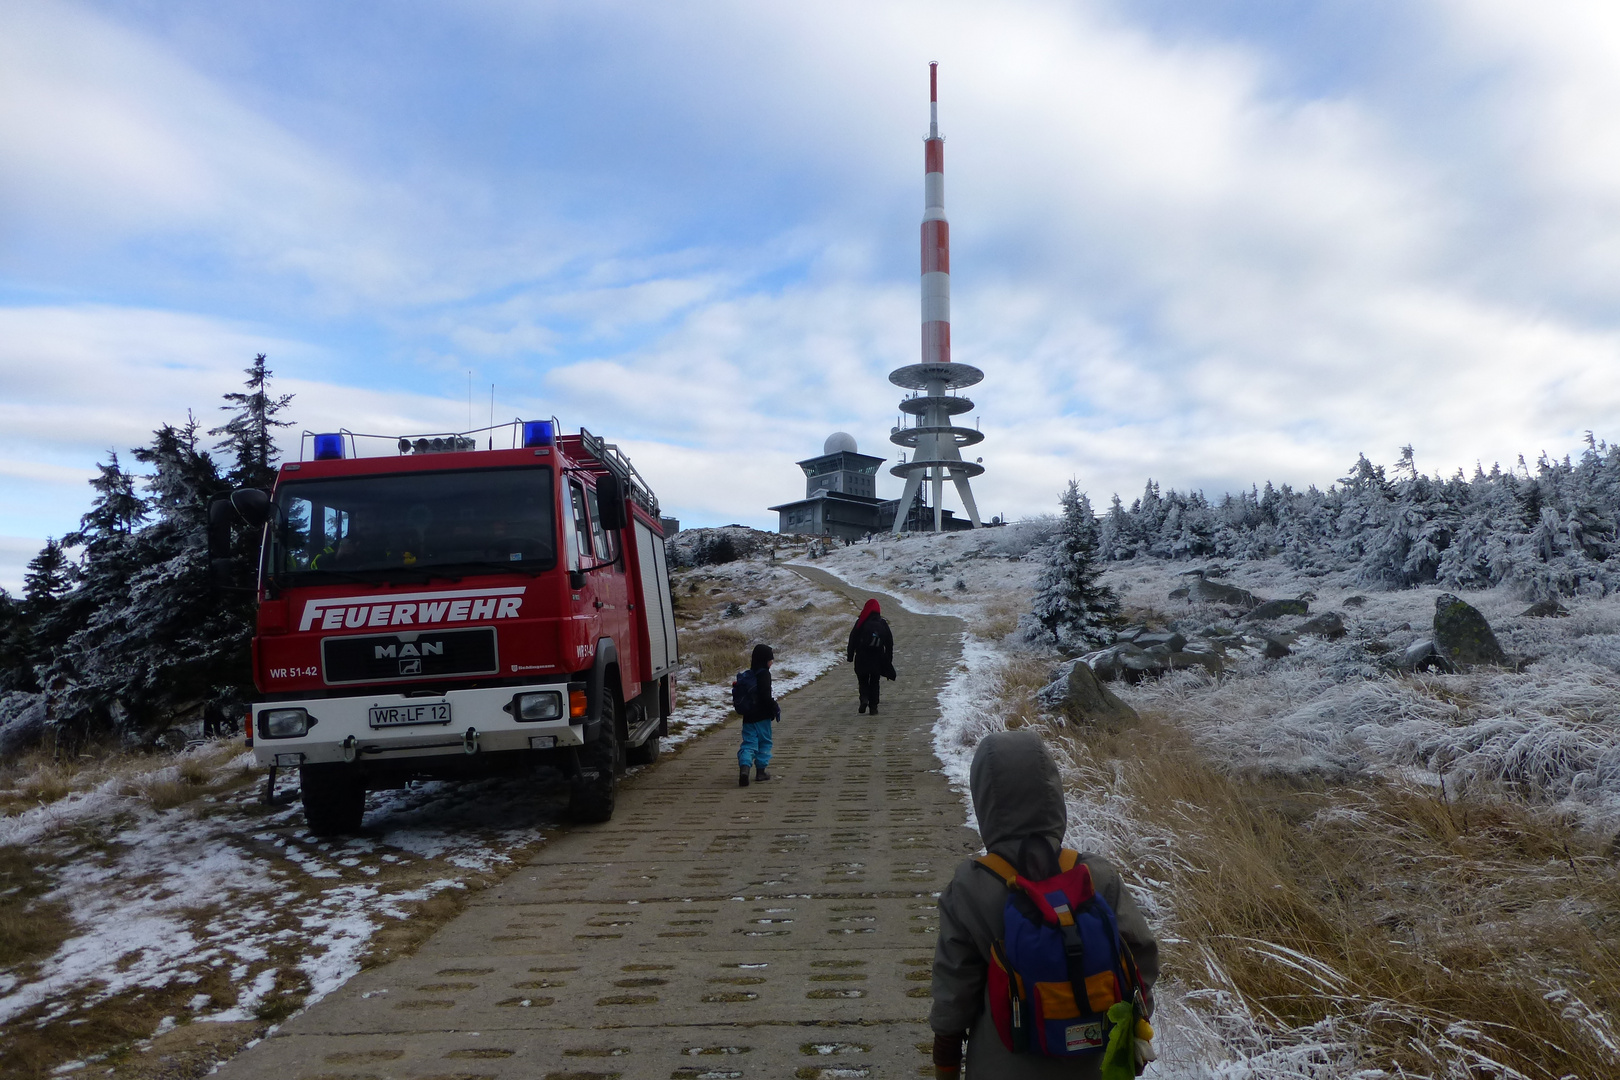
[[208, 496, 236, 587], [596, 474, 626, 531], [230, 487, 272, 527]]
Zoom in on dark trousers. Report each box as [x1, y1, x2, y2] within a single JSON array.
[[856, 668, 882, 707]]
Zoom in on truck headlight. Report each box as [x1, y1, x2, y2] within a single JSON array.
[[511, 691, 563, 721], [261, 708, 310, 738]]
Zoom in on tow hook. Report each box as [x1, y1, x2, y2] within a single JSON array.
[[341, 735, 358, 763], [463, 727, 480, 754]]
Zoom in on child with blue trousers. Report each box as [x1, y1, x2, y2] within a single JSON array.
[[737, 643, 780, 787]]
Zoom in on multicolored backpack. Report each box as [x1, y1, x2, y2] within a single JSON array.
[[975, 849, 1147, 1058]]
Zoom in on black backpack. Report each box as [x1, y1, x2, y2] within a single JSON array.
[[731, 669, 759, 717], [859, 618, 886, 655]]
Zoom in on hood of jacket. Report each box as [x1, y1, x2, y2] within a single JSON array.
[[750, 643, 775, 670], [969, 730, 1067, 864], [855, 598, 881, 628]]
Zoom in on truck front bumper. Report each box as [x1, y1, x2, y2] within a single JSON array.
[[251, 683, 586, 768]]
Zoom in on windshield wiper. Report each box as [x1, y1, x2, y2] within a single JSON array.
[[444, 559, 549, 577], [276, 569, 377, 586], [384, 567, 462, 585], [274, 567, 461, 587]]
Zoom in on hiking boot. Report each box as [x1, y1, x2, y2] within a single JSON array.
[[858, 702, 867, 714], [868, 704, 879, 715], [754, 766, 771, 782], [738, 768, 750, 788]]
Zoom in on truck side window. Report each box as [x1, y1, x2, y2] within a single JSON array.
[[585, 485, 616, 562], [568, 479, 592, 569]]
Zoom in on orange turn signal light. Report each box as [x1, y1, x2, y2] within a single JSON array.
[[569, 689, 588, 719]]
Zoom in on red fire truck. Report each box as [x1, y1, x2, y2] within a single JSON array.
[[210, 421, 678, 835]]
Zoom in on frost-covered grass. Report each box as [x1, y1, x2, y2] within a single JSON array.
[[1048, 711, 1620, 1080], [1109, 558, 1620, 830], [821, 533, 1620, 1078]]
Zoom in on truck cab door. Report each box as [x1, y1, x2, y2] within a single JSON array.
[[565, 478, 594, 606]]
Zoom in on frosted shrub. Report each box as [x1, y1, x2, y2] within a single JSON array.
[[980, 515, 1059, 559]]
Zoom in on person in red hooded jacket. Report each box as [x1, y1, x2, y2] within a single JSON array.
[[846, 599, 895, 714]]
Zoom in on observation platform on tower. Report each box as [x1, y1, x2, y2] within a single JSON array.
[[888, 361, 983, 391]]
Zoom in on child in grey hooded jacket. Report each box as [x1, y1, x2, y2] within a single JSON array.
[[930, 730, 1160, 1078]]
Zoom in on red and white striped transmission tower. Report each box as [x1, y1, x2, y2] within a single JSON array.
[[889, 61, 984, 533]]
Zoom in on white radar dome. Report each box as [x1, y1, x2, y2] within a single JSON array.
[[824, 432, 858, 455]]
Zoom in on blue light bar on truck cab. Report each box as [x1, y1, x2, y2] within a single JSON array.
[[312, 433, 346, 460], [522, 420, 555, 447]]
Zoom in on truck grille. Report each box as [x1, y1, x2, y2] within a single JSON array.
[[321, 628, 499, 685]]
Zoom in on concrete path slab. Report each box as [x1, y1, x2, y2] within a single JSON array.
[[217, 565, 973, 1080]]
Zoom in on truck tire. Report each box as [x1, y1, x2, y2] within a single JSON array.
[[625, 702, 664, 767], [627, 730, 660, 766], [568, 693, 621, 823], [300, 763, 366, 836]]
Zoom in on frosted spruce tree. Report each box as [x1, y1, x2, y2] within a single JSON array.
[[22, 538, 73, 619], [41, 417, 234, 739], [1028, 481, 1120, 650], [211, 353, 293, 490], [33, 360, 296, 744]]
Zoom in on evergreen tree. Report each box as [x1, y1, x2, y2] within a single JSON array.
[[70, 451, 146, 547], [1082, 440, 1620, 599], [210, 354, 293, 489], [0, 588, 37, 693], [45, 419, 243, 737], [135, 414, 220, 522], [23, 539, 72, 617], [1028, 481, 1120, 649]]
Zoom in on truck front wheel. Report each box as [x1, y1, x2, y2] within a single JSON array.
[[568, 693, 622, 823], [300, 763, 366, 836]]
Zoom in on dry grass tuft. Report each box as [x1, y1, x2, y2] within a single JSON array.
[[0, 845, 70, 972], [111, 743, 248, 811], [21, 766, 74, 804], [984, 654, 1056, 729], [681, 626, 751, 685], [978, 596, 1028, 641], [177, 755, 212, 786], [140, 780, 203, 811], [0, 983, 186, 1080], [1049, 711, 1620, 1078]]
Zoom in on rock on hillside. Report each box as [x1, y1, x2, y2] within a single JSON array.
[[1296, 612, 1347, 639], [1246, 598, 1310, 620], [1188, 577, 1260, 609], [1434, 594, 1508, 667], [1037, 660, 1140, 729]]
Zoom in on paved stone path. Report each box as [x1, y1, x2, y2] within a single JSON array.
[[219, 565, 974, 1080]]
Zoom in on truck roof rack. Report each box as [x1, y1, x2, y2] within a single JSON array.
[[573, 428, 660, 518]]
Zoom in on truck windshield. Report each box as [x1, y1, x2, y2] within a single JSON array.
[[272, 467, 556, 582]]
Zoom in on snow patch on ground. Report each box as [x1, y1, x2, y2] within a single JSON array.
[[0, 746, 551, 1042]]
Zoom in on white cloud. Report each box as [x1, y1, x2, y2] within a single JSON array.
[[0, 306, 316, 459], [0, 1, 586, 310], [4, 0, 1620, 563]]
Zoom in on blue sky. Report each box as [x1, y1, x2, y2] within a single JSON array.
[[5, 0, 1620, 591]]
